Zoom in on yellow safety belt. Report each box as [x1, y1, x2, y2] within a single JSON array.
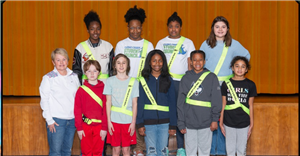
[[185, 71, 211, 107], [139, 77, 169, 112], [168, 36, 186, 79], [224, 80, 250, 115], [81, 42, 109, 79], [214, 43, 233, 81], [80, 85, 103, 124], [137, 39, 149, 78], [111, 78, 135, 116]]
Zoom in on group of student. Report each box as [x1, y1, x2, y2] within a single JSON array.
[[39, 5, 257, 156]]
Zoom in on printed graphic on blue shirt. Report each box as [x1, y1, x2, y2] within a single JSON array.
[[124, 46, 143, 58], [191, 81, 203, 96], [226, 87, 249, 103], [163, 44, 187, 54]]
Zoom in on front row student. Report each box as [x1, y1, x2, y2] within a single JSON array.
[[177, 50, 222, 156], [136, 50, 177, 156], [219, 56, 257, 156], [103, 54, 139, 156], [74, 60, 107, 156]]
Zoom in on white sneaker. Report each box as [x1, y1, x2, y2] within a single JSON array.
[[133, 151, 144, 156]]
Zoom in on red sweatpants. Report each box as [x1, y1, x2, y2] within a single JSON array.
[[81, 124, 105, 156]]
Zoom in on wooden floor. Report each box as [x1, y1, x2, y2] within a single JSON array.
[[2, 95, 299, 155]]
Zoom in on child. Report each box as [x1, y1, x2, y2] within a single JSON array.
[[103, 54, 139, 156], [219, 56, 257, 156], [136, 50, 177, 156], [177, 50, 222, 156], [200, 16, 250, 155], [73, 10, 114, 84], [74, 60, 107, 156], [155, 12, 196, 155]]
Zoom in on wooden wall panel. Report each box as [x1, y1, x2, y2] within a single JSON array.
[[2, 1, 299, 95], [2, 97, 298, 155]]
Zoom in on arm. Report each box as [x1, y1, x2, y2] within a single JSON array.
[[108, 48, 115, 77], [248, 97, 254, 139], [129, 97, 138, 136], [177, 80, 187, 133], [219, 96, 227, 137], [137, 83, 146, 136], [39, 76, 59, 133], [235, 40, 250, 61], [106, 95, 114, 135], [210, 74, 222, 131], [100, 92, 108, 141], [72, 49, 83, 85], [168, 78, 177, 130]]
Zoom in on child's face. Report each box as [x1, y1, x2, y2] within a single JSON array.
[[191, 53, 205, 74], [128, 19, 142, 41], [115, 57, 128, 74], [168, 21, 181, 39], [232, 60, 248, 77], [88, 21, 101, 43], [150, 53, 163, 73], [85, 64, 99, 82], [213, 21, 228, 40], [52, 54, 68, 72]]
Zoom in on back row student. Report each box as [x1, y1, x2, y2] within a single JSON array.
[[114, 5, 154, 156]]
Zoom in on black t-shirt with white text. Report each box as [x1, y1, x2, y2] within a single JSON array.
[[221, 78, 257, 128]]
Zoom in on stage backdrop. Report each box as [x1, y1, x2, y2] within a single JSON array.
[[2, 1, 299, 95]]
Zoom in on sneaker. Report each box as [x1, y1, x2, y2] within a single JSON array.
[[166, 148, 169, 155], [176, 148, 186, 156], [133, 150, 144, 156]]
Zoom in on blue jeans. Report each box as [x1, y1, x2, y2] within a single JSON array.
[[46, 118, 76, 156], [174, 80, 184, 149], [144, 124, 169, 156], [210, 121, 226, 155]]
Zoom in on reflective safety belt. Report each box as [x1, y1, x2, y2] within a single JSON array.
[[168, 36, 186, 79], [137, 39, 149, 78], [111, 78, 135, 116], [139, 77, 169, 112], [185, 71, 211, 107], [80, 85, 103, 124], [214, 43, 233, 81], [81, 42, 109, 79], [224, 80, 250, 115]]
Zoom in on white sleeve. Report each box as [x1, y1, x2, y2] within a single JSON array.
[[115, 42, 123, 55], [39, 76, 55, 125], [147, 42, 154, 52], [187, 39, 196, 54], [155, 40, 163, 50]]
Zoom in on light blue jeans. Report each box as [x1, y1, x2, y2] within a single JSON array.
[[144, 123, 169, 156], [210, 121, 227, 155], [46, 118, 76, 156]]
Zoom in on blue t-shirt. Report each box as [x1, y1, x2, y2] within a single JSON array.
[[103, 76, 139, 124]]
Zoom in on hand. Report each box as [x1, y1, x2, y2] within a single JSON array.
[[100, 130, 107, 141], [138, 127, 146, 136], [77, 130, 85, 140], [168, 129, 176, 136], [108, 122, 114, 135], [247, 126, 253, 140], [180, 129, 186, 134], [210, 122, 218, 131], [128, 123, 136, 136], [47, 122, 59, 133], [219, 122, 226, 137]]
